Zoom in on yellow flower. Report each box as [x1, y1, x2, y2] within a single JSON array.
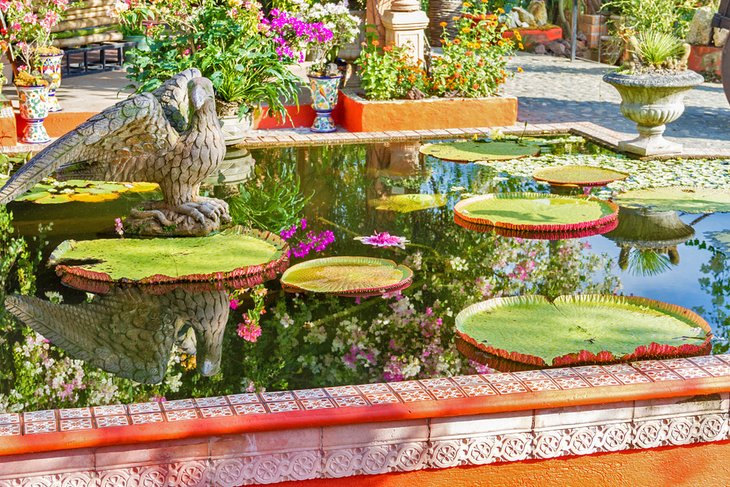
[[518, 42, 524, 49], [463, 1, 472, 6], [461, 27, 471, 33], [517, 66, 524, 72], [514, 31, 522, 41], [497, 7, 505, 13], [439, 21, 447, 27]]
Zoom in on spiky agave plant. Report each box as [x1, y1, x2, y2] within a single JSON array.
[[627, 30, 691, 71]]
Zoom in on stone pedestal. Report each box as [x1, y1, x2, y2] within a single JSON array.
[[382, 0, 429, 63]]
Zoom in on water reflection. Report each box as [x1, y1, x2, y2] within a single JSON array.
[[5, 286, 229, 384], [605, 206, 695, 276]]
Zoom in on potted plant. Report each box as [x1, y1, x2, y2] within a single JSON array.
[[0, 0, 72, 112], [13, 69, 51, 144], [125, 0, 300, 144], [264, 4, 359, 132], [107, 0, 155, 51], [603, 30, 703, 156]]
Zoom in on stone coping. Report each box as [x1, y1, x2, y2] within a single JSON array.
[[2, 355, 730, 459], [6, 122, 730, 159]]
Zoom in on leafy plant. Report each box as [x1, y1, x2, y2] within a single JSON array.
[[356, 32, 428, 100], [125, 0, 300, 119], [602, 0, 697, 38], [626, 30, 689, 71], [106, 0, 155, 37], [227, 162, 311, 233]]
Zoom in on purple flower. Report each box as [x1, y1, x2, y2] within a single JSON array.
[[355, 232, 409, 249], [114, 217, 124, 237]]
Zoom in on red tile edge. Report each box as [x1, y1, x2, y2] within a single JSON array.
[[2, 373, 729, 457]]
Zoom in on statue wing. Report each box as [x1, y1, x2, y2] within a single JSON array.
[[0, 92, 178, 205], [4, 290, 177, 384]]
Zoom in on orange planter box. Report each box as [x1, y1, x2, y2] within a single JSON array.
[[687, 45, 722, 77], [503, 25, 563, 50], [15, 111, 96, 141], [338, 91, 518, 132]]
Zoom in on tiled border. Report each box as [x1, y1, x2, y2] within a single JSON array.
[[5, 121, 730, 159], [2, 356, 730, 456], [1, 384, 729, 485], [235, 122, 730, 159]]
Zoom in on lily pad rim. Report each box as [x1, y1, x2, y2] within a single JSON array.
[[455, 294, 712, 368], [454, 192, 619, 233], [280, 256, 414, 296], [51, 227, 290, 289], [613, 186, 730, 214], [533, 165, 630, 187], [419, 140, 541, 162]]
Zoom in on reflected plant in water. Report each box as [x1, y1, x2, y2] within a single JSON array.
[[694, 250, 730, 354], [227, 162, 311, 233], [280, 218, 335, 258]]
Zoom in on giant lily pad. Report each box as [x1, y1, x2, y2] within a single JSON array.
[[369, 194, 447, 213], [419, 141, 540, 162], [281, 256, 413, 297], [614, 187, 730, 214], [15, 179, 159, 204], [533, 165, 629, 187], [456, 295, 711, 370], [50, 226, 289, 293], [454, 193, 618, 233]]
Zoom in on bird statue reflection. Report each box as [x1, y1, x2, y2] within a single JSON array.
[[5, 287, 229, 384], [0, 69, 229, 236]]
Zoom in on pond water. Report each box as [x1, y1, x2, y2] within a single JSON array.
[[2, 136, 729, 412]]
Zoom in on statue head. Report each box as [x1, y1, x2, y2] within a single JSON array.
[[189, 77, 216, 112]]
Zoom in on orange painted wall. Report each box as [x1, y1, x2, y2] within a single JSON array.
[[271, 440, 730, 487]]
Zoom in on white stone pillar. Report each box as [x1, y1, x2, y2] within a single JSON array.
[[382, 0, 429, 63]]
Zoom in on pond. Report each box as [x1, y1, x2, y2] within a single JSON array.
[[1, 136, 729, 412]]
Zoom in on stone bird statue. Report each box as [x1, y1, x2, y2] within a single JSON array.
[[4, 286, 230, 384], [0, 68, 229, 236]]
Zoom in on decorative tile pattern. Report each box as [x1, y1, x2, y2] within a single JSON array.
[[165, 409, 199, 422], [24, 420, 57, 435], [233, 403, 267, 415], [59, 408, 92, 419], [199, 406, 233, 418], [24, 409, 56, 422], [93, 405, 127, 416], [95, 415, 130, 428], [228, 393, 260, 405], [127, 402, 161, 414], [130, 413, 164, 425], [194, 396, 229, 408], [60, 418, 93, 431]]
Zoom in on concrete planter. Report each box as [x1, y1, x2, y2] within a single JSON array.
[[339, 91, 518, 132], [603, 71, 704, 156]]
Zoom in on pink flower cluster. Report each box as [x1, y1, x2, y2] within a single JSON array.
[[280, 218, 335, 258], [355, 231, 409, 249], [261, 9, 333, 61], [237, 320, 262, 342]]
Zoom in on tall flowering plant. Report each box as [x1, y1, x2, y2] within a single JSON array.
[[106, 0, 154, 37], [261, 9, 333, 68], [0, 0, 72, 72], [300, 1, 360, 75]]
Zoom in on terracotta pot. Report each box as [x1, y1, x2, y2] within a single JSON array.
[[15, 84, 50, 144], [308, 75, 342, 133]]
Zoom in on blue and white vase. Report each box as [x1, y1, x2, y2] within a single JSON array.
[[309, 75, 342, 133]]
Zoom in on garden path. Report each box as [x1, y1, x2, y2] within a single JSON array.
[[503, 53, 730, 150]]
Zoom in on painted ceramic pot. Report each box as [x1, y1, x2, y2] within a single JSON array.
[[16, 85, 51, 144], [309, 75, 342, 133], [37, 53, 63, 112]]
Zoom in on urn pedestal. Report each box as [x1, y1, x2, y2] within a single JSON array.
[[603, 71, 704, 156]]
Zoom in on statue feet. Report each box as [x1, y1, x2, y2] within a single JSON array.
[[126, 198, 232, 236]]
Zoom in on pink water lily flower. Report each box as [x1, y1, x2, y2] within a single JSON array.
[[355, 232, 409, 249]]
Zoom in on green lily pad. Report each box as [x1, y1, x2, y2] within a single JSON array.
[[533, 165, 629, 187], [456, 295, 711, 369], [419, 141, 540, 162], [281, 256, 413, 296], [454, 193, 618, 232], [614, 187, 730, 214], [368, 194, 447, 213], [14, 179, 159, 204], [49, 227, 289, 289]]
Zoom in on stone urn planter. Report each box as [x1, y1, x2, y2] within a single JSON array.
[[16, 85, 51, 144], [216, 99, 254, 146], [602, 71, 704, 156]]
